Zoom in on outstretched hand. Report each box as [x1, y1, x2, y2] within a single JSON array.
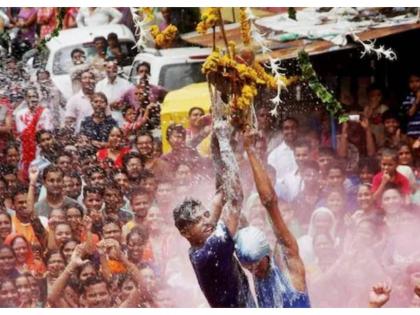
[[368, 281, 391, 308]]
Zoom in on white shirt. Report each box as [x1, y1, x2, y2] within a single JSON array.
[[76, 7, 122, 27], [64, 90, 93, 132], [15, 107, 54, 134], [267, 141, 298, 182], [275, 169, 303, 202], [96, 76, 133, 104]]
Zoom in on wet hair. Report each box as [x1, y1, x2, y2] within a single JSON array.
[[12, 185, 29, 200], [81, 276, 109, 295], [83, 186, 104, 199], [136, 130, 154, 143], [126, 225, 149, 245], [173, 198, 203, 232], [42, 165, 64, 182], [24, 86, 39, 98], [122, 152, 142, 172], [188, 106, 205, 117], [358, 157, 380, 174], [166, 123, 186, 141], [128, 188, 150, 202], [382, 110, 400, 124], [36, 69, 50, 79], [3, 142, 19, 155], [0, 165, 16, 180], [71, 48, 85, 58], [91, 92, 108, 104], [35, 129, 52, 144]]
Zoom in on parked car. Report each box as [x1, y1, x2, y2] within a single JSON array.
[[25, 25, 136, 99], [128, 47, 211, 91]]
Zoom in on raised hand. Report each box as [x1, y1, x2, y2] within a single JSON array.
[[368, 282, 391, 308], [242, 127, 258, 150], [69, 244, 90, 268], [28, 166, 40, 184], [360, 117, 370, 130]]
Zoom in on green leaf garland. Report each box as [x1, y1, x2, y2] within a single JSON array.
[[297, 50, 348, 123], [37, 8, 66, 52]]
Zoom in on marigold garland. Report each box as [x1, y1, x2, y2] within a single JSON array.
[[150, 24, 178, 48], [196, 8, 219, 35], [239, 8, 251, 45], [202, 48, 278, 111], [138, 7, 154, 23]]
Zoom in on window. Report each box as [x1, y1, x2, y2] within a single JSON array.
[[159, 63, 205, 91]]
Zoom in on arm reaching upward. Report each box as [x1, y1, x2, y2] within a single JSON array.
[[243, 129, 306, 292], [213, 119, 243, 236]]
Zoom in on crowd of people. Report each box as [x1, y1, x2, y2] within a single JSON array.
[[0, 6, 420, 309]]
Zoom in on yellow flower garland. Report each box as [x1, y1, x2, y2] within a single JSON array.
[[150, 24, 178, 48], [239, 8, 251, 46], [202, 48, 279, 110], [138, 7, 154, 23], [196, 8, 219, 35]]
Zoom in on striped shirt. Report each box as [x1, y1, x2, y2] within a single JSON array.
[[402, 93, 420, 137]]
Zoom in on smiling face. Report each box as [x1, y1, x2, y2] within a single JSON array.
[[12, 237, 29, 265], [54, 224, 73, 247], [382, 188, 403, 216], [189, 108, 204, 129], [398, 145, 413, 166], [357, 185, 373, 211], [108, 127, 123, 149], [44, 170, 64, 196], [180, 205, 215, 247], [0, 280, 19, 307]]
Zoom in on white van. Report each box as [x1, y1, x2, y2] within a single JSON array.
[[26, 25, 136, 99], [128, 47, 211, 91]]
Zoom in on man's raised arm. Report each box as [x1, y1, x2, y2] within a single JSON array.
[[243, 129, 306, 292]]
